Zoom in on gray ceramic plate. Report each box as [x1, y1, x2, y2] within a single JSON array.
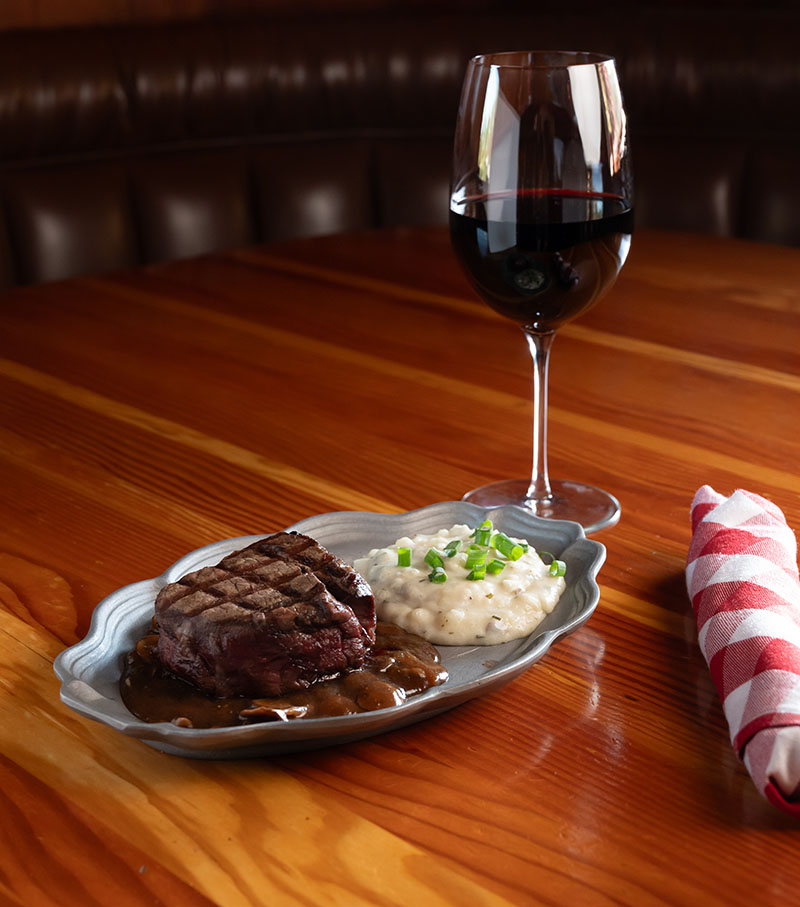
[[54, 501, 605, 759]]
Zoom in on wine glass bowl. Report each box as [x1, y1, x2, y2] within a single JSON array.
[[449, 50, 633, 533]]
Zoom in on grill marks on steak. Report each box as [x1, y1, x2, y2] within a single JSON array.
[[155, 532, 376, 698], [250, 532, 376, 644]]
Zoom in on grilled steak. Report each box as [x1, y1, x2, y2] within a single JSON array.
[[252, 531, 376, 645], [155, 532, 376, 698]]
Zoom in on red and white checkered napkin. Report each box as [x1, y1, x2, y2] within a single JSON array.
[[686, 485, 800, 816]]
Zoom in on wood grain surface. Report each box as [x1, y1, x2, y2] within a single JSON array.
[[1, 227, 799, 906]]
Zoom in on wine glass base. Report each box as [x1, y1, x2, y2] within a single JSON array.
[[461, 478, 620, 534]]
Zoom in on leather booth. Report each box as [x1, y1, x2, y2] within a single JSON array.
[[0, 4, 798, 287]]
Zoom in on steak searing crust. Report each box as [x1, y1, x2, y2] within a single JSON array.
[[155, 532, 376, 698]]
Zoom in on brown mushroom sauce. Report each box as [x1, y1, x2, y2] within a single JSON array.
[[121, 621, 447, 728]]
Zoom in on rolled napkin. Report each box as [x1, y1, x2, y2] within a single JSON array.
[[686, 485, 800, 816]]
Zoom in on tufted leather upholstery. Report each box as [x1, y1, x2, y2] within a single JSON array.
[[0, 5, 798, 286]]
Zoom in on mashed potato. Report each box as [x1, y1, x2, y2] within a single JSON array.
[[353, 524, 565, 646]]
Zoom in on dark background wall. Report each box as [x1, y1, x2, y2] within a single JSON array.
[[0, 0, 797, 286]]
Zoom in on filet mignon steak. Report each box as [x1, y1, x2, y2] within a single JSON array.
[[155, 532, 376, 698]]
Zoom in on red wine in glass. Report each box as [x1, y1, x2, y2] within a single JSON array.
[[450, 189, 632, 333], [450, 52, 633, 532]]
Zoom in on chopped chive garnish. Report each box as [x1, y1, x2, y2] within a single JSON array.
[[443, 539, 462, 557], [472, 522, 493, 546], [424, 548, 444, 569], [491, 532, 524, 561], [428, 566, 447, 583], [487, 559, 506, 574], [539, 551, 566, 577], [465, 548, 487, 569], [549, 559, 567, 577], [470, 519, 492, 537], [397, 547, 411, 567], [467, 563, 486, 580], [493, 533, 526, 553]]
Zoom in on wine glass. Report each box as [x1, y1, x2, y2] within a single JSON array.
[[449, 50, 633, 533]]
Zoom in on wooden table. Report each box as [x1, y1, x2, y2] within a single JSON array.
[[2, 226, 799, 906]]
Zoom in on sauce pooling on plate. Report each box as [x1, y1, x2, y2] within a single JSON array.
[[121, 622, 447, 728]]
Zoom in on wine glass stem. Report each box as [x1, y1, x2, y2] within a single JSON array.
[[524, 329, 556, 503]]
